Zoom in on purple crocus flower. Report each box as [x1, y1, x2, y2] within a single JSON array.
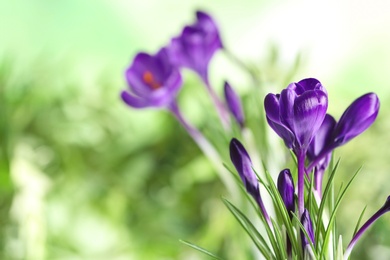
[[300, 209, 315, 247], [121, 48, 182, 109], [277, 169, 295, 216], [168, 10, 223, 81], [265, 78, 328, 215], [264, 78, 328, 153], [224, 81, 245, 128], [344, 196, 390, 259], [229, 138, 271, 226]]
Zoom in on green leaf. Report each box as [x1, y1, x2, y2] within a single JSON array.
[[271, 218, 287, 260], [353, 206, 367, 237], [335, 235, 344, 260], [179, 240, 224, 260], [222, 197, 274, 259]]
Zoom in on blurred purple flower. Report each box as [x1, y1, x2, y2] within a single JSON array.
[[264, 78, 328, 153], [168, 10, 223, 81], [277, 169, 295, 216], [121, 48, 182, 109], [229, 138, 271, 226], [300, 209, 315, 247], [224, 81, 245, 128]]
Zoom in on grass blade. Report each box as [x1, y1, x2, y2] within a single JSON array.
[[180, 240, 224, 260], [222, 197, 274, 259]]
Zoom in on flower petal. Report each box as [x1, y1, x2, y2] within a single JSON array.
[[292, 90, 328, 148], [307, 114, 336, 160], [279, 87, 297, 132], [121, 91, 150, 109], [266, 117, 295, 149], [295, 78, 326, 94], [264, 93, 281, 122]]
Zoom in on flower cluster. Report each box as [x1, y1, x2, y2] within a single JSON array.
[[230, 78, 384, 258], [122, 10, 389, 260], [121, 11, 239, 130]]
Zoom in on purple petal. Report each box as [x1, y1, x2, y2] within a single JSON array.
[[295, 78, 327, 94], [195, 10, 223, 49], [279, 88, 297, 131], [307, 114, 336, 160], [224, 81, 245, 127], [291, 90, 328, 148], [125, 53, 157, 96], [333, 93, 379, 146], [266, 117, 295, 149], [196, 11, 219, 34], [146, 71, 182, 107], [264, 93, 281, 122], [121, 91, 149, 109]]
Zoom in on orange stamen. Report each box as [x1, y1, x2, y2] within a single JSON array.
[[142, 71, 161, 90]]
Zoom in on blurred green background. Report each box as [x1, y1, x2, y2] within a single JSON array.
[[1, 0, 390, 259]]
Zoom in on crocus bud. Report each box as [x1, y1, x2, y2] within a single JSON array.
[[229, 138, 259, 197], [121, 48, 182, 109], [229, 138, 271, 226], [301, 209, 315, 247], [301, 209, 315, 254], [224, 81, 245, 128], [264, 78, 328, 153], [277, 169, 295, 216], [332, 93, 379, 147]]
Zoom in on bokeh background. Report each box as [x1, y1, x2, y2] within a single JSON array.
[[1, 0, 390, 259]]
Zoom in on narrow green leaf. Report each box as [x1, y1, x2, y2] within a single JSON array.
[[335, 235, 343, 260], [271, 218, 287, 260], [353, 206, 367, 237], [222, 198, 274, 259], [180, 240, 224, 260]]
